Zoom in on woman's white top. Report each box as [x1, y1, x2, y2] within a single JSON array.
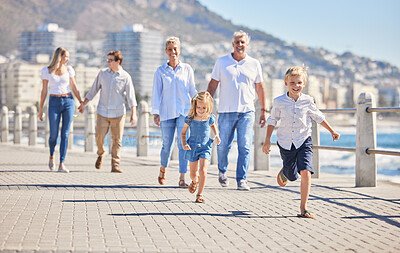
[[41, 66, 75, 95]]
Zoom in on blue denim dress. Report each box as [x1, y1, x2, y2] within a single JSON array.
[[184, 114, 216, 162]]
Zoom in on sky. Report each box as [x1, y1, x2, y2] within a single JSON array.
[[198, 0, 400, 67]]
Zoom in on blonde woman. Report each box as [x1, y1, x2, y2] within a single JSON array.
[[38, 47, 83, 173]]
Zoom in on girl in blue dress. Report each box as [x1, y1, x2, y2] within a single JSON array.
[[181, 92, 221, 203]]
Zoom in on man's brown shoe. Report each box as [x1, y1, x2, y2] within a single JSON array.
[[95, 156, 103, 169], [111, 165, 123, 173]]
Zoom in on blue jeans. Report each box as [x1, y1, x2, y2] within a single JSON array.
[[160, 115, 188, 173], [217, 111, 255, 182], [48, 95, 75, 163]]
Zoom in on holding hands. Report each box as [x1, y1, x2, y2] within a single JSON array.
[[78, 103, 84, 114]]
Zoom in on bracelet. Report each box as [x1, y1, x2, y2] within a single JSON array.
[[261, 108, 267, 112]]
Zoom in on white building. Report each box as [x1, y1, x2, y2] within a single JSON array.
[[305, 75, 324, 108], [0, 61, 44, 109], [379, 86, 400, 107], [335, 87, 348, 109], [265, 78, 285, 109], [104, 24, 163, 100], [19, 23, 77, 64], [0, 61, 100, 110], [74, 64, 101, 106]]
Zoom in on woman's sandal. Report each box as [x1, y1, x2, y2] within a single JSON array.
[[195, 194, 205, 203], [188, 177, 199, 194], [178, 180, 188, 188], [297, 210, 315, 219], [158, 167, 166, 185]]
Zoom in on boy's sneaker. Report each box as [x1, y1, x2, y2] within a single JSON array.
[[218, 172, 229, 187], [237, 180, 250, 191], [58, 164, 70, 173]]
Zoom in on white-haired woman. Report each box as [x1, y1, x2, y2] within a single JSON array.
[[151, 37, 197, 187], [38, 47, 83, 173]]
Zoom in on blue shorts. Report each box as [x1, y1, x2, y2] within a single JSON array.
[[277, 136, 314, 181], [184, 139, 214, 162]]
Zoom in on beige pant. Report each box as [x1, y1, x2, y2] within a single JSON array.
[[96, 113, 126, 166]]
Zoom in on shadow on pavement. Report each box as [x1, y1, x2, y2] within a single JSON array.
[[110, 210, 296, 219], [1, 184, 180, 189], [250, 181, 400, 228]]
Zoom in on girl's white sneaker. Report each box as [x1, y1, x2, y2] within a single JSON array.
[[58, 164, 70, 173], [49, 159, 55, 171]]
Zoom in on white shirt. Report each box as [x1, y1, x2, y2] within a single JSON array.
[[85, 67, 137, 118], [151, 61, 197, 121], [41, 66, 75, 95], [211, 53, 263, 113], [267, 93, 325, 150]]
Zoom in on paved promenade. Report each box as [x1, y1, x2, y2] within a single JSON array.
[[0, 143, 399, 252]]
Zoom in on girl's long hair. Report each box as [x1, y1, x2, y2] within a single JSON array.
[[48, 47, 68, 74], [187, 91, 213, 122]]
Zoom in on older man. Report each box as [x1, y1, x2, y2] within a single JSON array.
[[79, 51, 137, 173], [207, 30, 267, 190]]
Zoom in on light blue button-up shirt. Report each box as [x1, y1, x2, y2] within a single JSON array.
[[267, 93, 325, 150], [86, 67, 137, 118], [151, 62, 197, 121]]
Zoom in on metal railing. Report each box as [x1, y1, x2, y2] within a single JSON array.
[[1, 92, 399, 187], [311, 107, 400, 157]]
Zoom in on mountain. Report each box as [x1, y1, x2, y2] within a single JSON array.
[[1, 0, 399, 93], [0, 0, 280, 53]]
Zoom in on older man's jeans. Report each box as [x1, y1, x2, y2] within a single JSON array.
[[160, 115, 188, 173], [217, 111, 254, 183], [48, 95, 75, 163]]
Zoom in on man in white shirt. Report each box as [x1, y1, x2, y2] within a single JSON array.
[[207, 30, 267, 190], [79, 51, 137, 173]]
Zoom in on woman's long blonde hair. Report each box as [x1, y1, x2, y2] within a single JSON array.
[[187, 91, 213, 121], [48, 47, 68, 74]]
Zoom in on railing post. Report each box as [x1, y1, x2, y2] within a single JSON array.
[[68, 120, 73, 150], [254, 102, 269, 170], [356, 92, 377, 187], [84, 104, 95, 152], [44, 105, 49, 147], [137, 101, 149, 157], [1, 106, 9, 143], [311, 120, 320, 178], [28, 106, 37, 146], [14, 106, 22, 144]]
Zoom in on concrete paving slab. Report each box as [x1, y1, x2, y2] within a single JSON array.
[[0, 143, 399, 252]]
